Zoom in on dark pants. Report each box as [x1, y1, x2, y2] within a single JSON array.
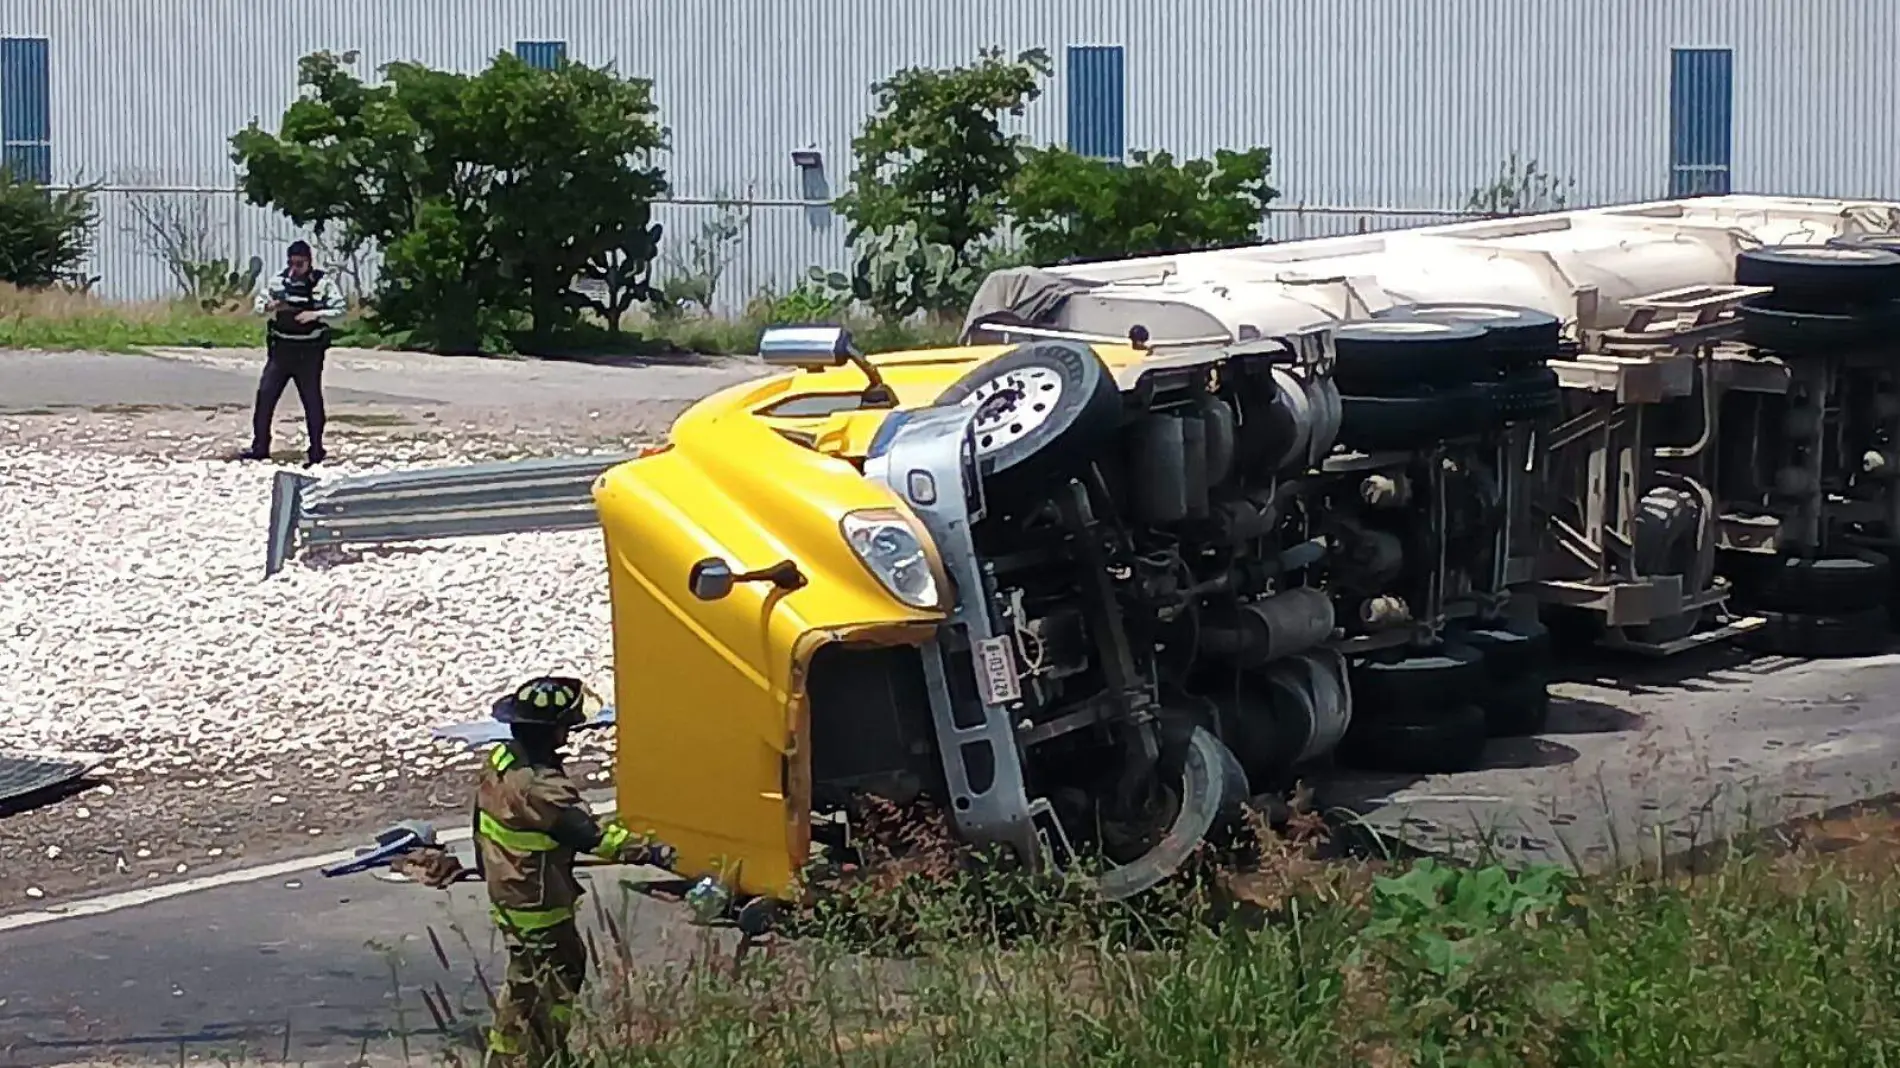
[[251, 337, 327, 456]]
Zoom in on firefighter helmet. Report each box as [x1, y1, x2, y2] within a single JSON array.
[[490, 675, 589, 727]]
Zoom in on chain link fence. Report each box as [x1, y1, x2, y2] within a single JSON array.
[[57, 184, 1484, 312]]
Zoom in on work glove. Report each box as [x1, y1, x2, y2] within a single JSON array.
[[599, 821, 678, 869], [391, 847, 467, 889]]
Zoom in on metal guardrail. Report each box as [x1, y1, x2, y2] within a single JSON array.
[[263, 454, 640, 576]]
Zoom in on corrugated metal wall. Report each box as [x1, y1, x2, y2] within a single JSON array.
[[0, 0, 1895, 306]]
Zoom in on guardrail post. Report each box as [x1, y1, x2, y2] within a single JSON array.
[[265, 470, 316, 577]]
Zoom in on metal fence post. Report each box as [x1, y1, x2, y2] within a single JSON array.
[[265, 470, 314, 577]]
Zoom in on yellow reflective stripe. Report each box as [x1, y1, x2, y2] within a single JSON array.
[[478, 811, 559, 853], [594, 822, 631, 859], [489, 745, 517, 772], [492, 902, 575, 931]]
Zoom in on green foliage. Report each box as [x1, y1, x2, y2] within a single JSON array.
[[1010, 147, 1277, 264], [656, 198, 753, 319], [550, 851, 1900, 1067], [179, 255, 263, 312], [1467, 150, 1577, 216], [1364, 857, 1571, 976], [231, 50, 667, 352], [763, 279, 849, 324], [810, 222, 997, 321], [0, 172, 97, 290], [836, 47, 1050, 314]]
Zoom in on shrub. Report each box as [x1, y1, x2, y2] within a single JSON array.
[[1009, 147, 1278, 264], [0, 172, 97, 289]]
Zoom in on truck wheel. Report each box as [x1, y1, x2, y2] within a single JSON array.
[[1336, 386, 1489, 451], [938, 341, 1122, 487], [1349, 642, 1487, 710], [1828, 232, 1900, 254], [1089, 725, 1246, 902], [1484, 366, 1562, 423], [1338, 703, 1489, 775], [1479, 672, 1552, 737], [1735, 245, 1900, 310], [1736, 606, 1891, 658], [1729, 552, 1891, 615], [1372, 302, 1560, 371], [1455, 619, 1552, 679], [1331, 320, 1491, 394], [1737, 297, 1889, 356]]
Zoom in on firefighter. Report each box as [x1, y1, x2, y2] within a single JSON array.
[[400, 675, 675, 1066]]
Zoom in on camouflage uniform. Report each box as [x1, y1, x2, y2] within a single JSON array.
[[476, 740, 637, 1066]]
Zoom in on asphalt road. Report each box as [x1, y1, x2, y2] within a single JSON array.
[[0, 846, 701, 1067], [0, 347, 765, 415]]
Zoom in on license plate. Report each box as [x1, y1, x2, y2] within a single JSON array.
[[974, 635, 1022, 705]]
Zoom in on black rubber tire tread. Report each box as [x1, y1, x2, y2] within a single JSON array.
[[1349, 641, 1487, 713], [1735, 245, 1900, 309], [1735, 606, 1891, 658], [1481, 673, 1551, 738], [1484, 365, 1562, 423], [1331, 319, 1492, 394], [1826, 232, 1900, 255], [1372, 302, 1560, 370], [1337, 386, 1490, 451], [937, 341, 1122, 484], [1729, 552, 1891, 615], [1338, 703, 1489, 775], [1737, 296, 1893, 356], [1455, 620, 1553, 680]]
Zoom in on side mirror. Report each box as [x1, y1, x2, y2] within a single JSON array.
[[759, 325, 854, 369], [688, 558, 736, 601], [689, 556, 809, 601]]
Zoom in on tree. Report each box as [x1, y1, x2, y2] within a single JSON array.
[[0, 171, 96, 289], [1008, 148, 1277, 264], [1466, 152, 1576, 217], [231, 51, 667, 352], [835, 47, 1051, 315]]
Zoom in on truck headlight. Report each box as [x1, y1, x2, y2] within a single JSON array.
[[841, 509, 942, 609]]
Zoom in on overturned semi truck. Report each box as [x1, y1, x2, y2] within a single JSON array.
[[596, 194, 1900, 914], [967, 194, 1900, 657]]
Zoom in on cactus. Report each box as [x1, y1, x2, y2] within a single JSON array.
[[185, 255, 265, 311], [812, 223, 983, 320]]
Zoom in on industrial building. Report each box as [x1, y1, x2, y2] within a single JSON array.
[[0, 0, 1894, 306]]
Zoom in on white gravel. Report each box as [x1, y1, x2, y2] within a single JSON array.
[[1, 444, 618, 782]]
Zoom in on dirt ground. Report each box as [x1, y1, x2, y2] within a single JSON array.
[[1, 345, 757, 909]]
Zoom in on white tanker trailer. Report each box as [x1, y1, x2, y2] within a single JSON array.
[[963, 195, 1900, 666]]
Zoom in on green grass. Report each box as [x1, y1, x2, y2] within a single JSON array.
[[539, 818, 1900, 1068], [0, 285, 266, 351], [0, 285, 968, 358]]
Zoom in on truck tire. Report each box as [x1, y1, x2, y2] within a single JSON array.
[[1826, 232, 1900, 255], [938, 341, 1122, 489], [1349, 642, 1487, 710], [1735, 245, 1900, 310], [1728, 551, 1891, 615], [1480, 673, 1552, 737], [1736, 606, 1891, 658], [1331, 320, 1491, 394], [1737, 297, 1890, 356], [1337, 386, 1490, 451], [1338, 703, 1490, 775], [1484, 366, 1562, 423], [1372, 303, 1560, 370], [1455, 619, 1552, 680]]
